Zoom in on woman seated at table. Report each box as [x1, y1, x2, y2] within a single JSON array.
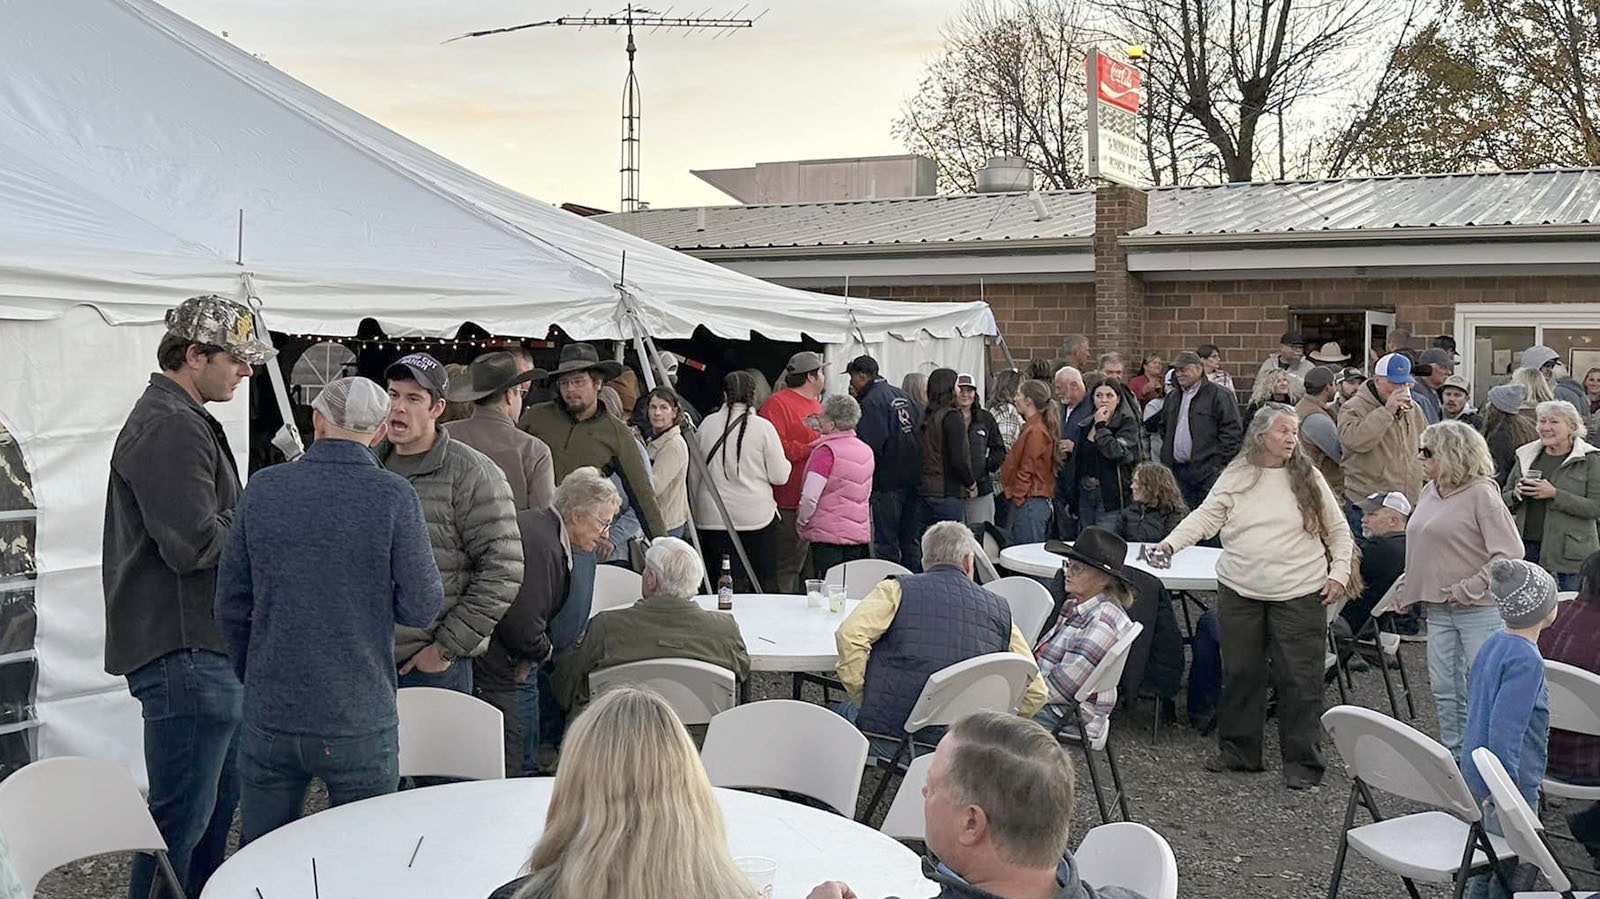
[[489, 687, 755, 899], [1116, 461, 1188, 544], [1033, 527, 1140, 743]]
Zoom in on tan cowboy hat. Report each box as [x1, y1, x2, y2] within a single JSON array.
[[445, 351, 547, 403], [1309, 341, 1351, 363]]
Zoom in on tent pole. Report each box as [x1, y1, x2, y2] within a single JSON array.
[[240, 273, 305, 462], [621, 296, 764, 595]]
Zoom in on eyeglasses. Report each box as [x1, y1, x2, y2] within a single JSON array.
[[1417, 446, 1434, 459]]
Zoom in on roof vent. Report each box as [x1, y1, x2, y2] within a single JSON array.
[[975, 156, 1034, 193]]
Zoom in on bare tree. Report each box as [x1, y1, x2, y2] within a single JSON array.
[[1097, 0, 1398, 182], [894, 0, 1096, 192]]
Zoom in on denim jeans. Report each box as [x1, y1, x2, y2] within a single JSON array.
[[870, 487, 922, 571], [398, 659, 472, 693], [1076, 485, 1121, 533], [1523, 540, 1582, 592], [1426, 602, 1505, 759], [922, 495, 966, 532], [1009, 497, 1052, 545], [835, 699, 926, 760], [238, 723, 398, 845], [124, 650, 242, 899]]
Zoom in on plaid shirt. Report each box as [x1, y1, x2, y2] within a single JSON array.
[[1539, 598, 1600, 784], [991, 402, 1023, 451], [1035, 593, 1135, 720]]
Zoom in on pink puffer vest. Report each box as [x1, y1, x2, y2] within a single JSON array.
[[801, 431, 875, 545]]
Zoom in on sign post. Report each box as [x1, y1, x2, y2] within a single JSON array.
[[1084, 49, 1148, 187]]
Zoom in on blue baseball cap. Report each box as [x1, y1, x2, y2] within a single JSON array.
[[1373, 352, 1414, 385]]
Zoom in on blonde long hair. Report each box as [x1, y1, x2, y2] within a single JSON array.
[[514, 688, 754, 899]]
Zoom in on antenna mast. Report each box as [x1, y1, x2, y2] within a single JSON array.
[[449, 5, 760, 213]]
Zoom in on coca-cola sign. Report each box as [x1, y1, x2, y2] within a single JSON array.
[[1084, 50, 1149, 187], [1096, 55, 1142, 113]]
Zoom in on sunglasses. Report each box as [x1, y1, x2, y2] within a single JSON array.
[[1417, 446, 1434, 459]]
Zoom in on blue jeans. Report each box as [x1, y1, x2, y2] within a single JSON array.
[[1426, 602, 1504, 759], [125, 650, 242, 899], [835, 699, 926, 760], [1076, 485, 1120, 532], [1009, 497, 1052, 545], [870, 487, 922, 571], [1523, 540, 1582, 592], [922, 495, 966, 534], [398, 659, 472, 693], [238, 723, 398, 845]]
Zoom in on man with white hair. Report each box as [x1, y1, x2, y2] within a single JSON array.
[[552, 537, 749, 713], [835, 521, 1047, 743], [215, 377, 444, 843], [1053, 366, 1094, 538]]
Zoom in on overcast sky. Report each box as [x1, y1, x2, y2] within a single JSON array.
[[161, 1, 968, 210]]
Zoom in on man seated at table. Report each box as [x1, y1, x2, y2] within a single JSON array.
[[834, 521, 1046, 748], [806, 711, 1147, 899], [552, 537, 750, 714]]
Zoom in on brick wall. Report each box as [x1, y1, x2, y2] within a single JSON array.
[[844, 281, 1097, 366], [1093, 186, 1149, 362]]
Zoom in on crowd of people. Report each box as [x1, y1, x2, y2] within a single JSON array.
[[90, 293, 1600, 899]]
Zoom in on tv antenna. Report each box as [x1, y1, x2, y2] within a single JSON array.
[[448, 6, 762, 213]]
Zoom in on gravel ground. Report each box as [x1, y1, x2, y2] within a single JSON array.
[[35, 627, 1600, 899]]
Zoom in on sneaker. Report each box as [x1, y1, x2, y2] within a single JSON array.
[[1204, 754, 1264, 774], [1285, 770, 1323, 790]]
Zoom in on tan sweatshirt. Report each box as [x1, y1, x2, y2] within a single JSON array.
[[1165, 462, 1354, 601], [1396, 477, 1523, 610]]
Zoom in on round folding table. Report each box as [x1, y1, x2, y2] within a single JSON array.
[[692, 593, 858, 672], [201, 778, 935, 899], [997, 541, 1221, 592]]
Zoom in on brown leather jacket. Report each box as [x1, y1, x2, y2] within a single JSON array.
[[1000, 415, 1056, 504]]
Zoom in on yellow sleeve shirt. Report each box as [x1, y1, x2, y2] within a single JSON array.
[[833, 579, 1048, 716]]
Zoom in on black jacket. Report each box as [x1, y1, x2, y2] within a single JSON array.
[[966, 407, 1007, 497], [1075, 408, 1141, 513], [103, 375, 240, 675], [1055, 399, 1097, 495], [921, 404, 976, 497], [1160, 379, 1243, 476], [474, 507, 569, 690], [1115, 501, 1186, 544], [855, 378, 922, 490], [1120, 567, 1186, 701]]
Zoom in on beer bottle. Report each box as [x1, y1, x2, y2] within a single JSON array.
[[717, 556, 734, 611]]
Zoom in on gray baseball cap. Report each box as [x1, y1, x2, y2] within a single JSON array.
[[312, 376, 390, 434]]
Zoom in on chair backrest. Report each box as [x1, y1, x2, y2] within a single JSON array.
[[397, 687, 506, 781], [825, 559, 913, 600], [1072, 622, 1144, 704], [1545, 659, 1600, 738], [0, 757, 168, 897], [701, 700, 869, 817], [1075, 822, 1181, 899], [880, 752, 935, 842], [1370, 580, 1401, 617], [1469, 747, 1570, 892], [590, 565, 644, 619], [904, 652, 1041, 734], [1321, 704, 1479, 820], [985, 576, 1055, 644], [588, 658, 737, 726], [982, 529, 1002, 564]]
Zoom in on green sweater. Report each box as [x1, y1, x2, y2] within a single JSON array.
[[519, 400, 666, 538], [1504, 437, 1600, 574], [552, 594, 749, 713]]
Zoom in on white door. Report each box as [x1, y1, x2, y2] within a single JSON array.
[[1363, 311, 1397, 375]]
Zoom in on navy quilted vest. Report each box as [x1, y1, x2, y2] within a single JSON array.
[[857, 565, 1015, 736]]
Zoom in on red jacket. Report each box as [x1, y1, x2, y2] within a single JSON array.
[[759, 388, 820, 509]]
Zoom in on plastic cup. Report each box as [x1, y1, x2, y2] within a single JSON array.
[[805, 578, 826, 609], [734, 856, 777, 899], [827, 584, 847, 614]]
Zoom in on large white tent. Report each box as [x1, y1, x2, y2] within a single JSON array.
[[0, 0, 997, 777]]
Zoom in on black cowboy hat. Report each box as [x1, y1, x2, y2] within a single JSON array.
[[444, 351, 547, 403], [551, 342, 623, 379], [1045, 527, 1133, 585]]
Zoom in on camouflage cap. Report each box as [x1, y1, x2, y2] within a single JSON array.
[[164, 295, 277, 365]]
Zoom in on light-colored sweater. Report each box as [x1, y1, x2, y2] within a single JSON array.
[[1397, 477, 1523, 610], [1164, 462, 1353, 601], [692, 404, 791, 531], [644, 426, 689, 531]]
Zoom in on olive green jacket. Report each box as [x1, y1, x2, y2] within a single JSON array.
[[1504, 437, 1600, 574]]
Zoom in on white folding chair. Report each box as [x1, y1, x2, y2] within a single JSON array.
[[1325, 597, 1352, 705], [1076, 821, 1181, 899], [589, 658, 737, 726], [1322, 705, 1516, 899], [589, 565, 644, 618], [879, 752, 934, 842], [985, 576, 1055, 645], [1050, 622, 1144, 824], [0, 756, 184, 899], [1356, 583, 1419, 720], [860, 652, 1041, 822], [1543, 660, 1600, 802], [397, 687, 506, 781], [1470, 747, 1597, 899], [702, 700, 870, 817], [825, 558, 912, 600]]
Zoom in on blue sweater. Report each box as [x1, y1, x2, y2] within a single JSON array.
[[215, 439, 443, 736], [1463, 629, 1549, 809]]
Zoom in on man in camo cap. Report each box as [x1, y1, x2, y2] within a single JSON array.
[[103, 294, 273, 898]]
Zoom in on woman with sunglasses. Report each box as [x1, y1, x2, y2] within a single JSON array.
[[1400, 420, 1523, 762]]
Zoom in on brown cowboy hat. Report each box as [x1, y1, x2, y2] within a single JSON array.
[[444, 351, 547, 403], [551, 342, 623, 379]]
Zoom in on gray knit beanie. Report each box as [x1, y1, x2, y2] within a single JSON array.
[[1486, 383, 1526, 415], [1488, 559, 1558, 628]]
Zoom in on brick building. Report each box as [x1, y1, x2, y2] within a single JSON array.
[[599, 168, 1600, 402]]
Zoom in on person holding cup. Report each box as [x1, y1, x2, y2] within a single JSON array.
[[1335, 352, 1428, 536], [487, 686, 757, 899], [1503, 399, 1600, 592]]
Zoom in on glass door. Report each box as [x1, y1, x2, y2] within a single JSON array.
[[1363, 311, 1396, 375], [1457, 305, 1600, 409]]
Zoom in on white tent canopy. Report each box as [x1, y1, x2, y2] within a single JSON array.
[[0, 0, 996, 778]]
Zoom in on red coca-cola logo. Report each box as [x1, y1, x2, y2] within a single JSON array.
[[1096, 55, 1141, 113]]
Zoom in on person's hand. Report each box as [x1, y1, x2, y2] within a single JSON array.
[[1384, 387, 1411, 414], [400, 643, 453, 675], [806, 882, 858, 899], [1093, 404, 1113, 424], [1146, 543, 1174, 569], [1321, 578, 1347, 605], [513, 660, 535, 685], [595, 532, 615, 559], [1524, 478, 1558, 500], [1059, 438, 1076, 455]]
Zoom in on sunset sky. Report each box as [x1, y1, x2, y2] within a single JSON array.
[[161, 0, 971, 210]]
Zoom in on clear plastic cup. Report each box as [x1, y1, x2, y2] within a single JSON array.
[[734, 856, 777, 899], [805, 578, 826, 609], [827, 584, 847, 614]]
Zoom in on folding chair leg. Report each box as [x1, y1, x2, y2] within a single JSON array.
[[1104, 734, 1131, 821], [1077, 738, 1112, 824], [1376, 649, 1401, 718], [1327, 785, 1362, 899], [792, 674, 803, 701], [1397, 648, 1417, 719], [1448, 824, 1489, 899], [860, 738, 911, 824], [150, 850, 187, 899]]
